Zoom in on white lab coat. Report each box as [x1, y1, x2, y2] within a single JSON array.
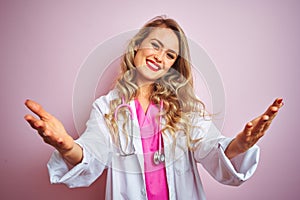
[[47, 89, 260, 200]]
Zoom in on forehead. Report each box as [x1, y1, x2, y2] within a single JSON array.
[[145, 27, 179, 53]]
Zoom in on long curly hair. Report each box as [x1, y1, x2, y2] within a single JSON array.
[[104, 16, 205, 149]]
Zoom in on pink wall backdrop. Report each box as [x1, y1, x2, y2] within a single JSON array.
[[1, 0, 299, 199]]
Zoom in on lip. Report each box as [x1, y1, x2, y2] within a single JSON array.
[[146, 59, 161, 72]]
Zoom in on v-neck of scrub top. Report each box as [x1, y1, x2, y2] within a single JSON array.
[[134, 99, 169, 200]]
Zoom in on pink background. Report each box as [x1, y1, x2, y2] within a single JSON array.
[[1, 0, 299, 199]]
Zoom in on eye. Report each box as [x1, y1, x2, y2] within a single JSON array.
[[166, 52, 176, 60], [151, 41, 160, 50]]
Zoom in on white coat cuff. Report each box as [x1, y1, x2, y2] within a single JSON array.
[[218, 138, 260, 182], [47, 142, 91, 187]]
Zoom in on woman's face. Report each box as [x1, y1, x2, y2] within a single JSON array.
[[134, 27, 179, 86]]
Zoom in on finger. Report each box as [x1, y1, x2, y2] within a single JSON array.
[[262, 120, 272, 133], [24, 114, 39, 129], [266, 98, 283, 115], [262, 98, 283, 122], [25, 115, 48, 135], [24, 99, 51, 120], [25, 114, 51, 139], [264, 106, 279, 121], [251, 115, 269, 136], [273, 97, 284, 108], [244, 122, 253, 137], [33, 120, 48, 135], [262, 110, 279, 132]]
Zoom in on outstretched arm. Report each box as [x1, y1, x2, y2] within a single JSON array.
[[24, 99, 83, 166], [225, 98, 284, 159]]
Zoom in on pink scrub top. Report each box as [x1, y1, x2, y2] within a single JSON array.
[[135, 99, 169, 200]]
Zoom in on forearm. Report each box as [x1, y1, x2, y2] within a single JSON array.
[[59, 142, 83, 166]]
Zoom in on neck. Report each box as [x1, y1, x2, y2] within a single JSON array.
[[137, 83, 153, 100]]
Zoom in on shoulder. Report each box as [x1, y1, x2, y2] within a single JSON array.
[[95, 89, 119, 103], [93, 89, 120, 113]]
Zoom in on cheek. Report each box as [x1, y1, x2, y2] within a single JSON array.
[[134, 48, 154, 66], [133, 51, 142, 67], [140, 48, 154, 57]]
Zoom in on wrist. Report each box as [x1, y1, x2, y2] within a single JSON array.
[[57, 137, 75, 157], [59, 142, 83, 166], [225, 139, 244, 159]]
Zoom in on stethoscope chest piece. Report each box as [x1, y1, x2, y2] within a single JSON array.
[[153, 151, 165, 165]]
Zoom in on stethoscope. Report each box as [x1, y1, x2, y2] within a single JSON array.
[[114, 97, 165, 165]]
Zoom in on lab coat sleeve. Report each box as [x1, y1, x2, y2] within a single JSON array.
[[47, 143, 107, 188], [192, 118, 260, 186], [47, 98, 113, 188], [198, 137, 260, 186]]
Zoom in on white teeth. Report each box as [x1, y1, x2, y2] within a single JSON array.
[[147, 61, 159, 70]]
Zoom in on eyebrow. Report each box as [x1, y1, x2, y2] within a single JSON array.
[[150, 38, 178, 55]]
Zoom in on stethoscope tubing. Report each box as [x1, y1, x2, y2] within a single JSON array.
[[114, 97, 165, 165]]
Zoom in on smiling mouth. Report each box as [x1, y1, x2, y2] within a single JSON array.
[[146, 60, 161, 72]]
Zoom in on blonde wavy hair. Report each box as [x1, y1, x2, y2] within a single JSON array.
[[104, 16, 205, 149]]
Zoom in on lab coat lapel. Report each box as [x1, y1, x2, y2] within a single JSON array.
[[129, 100, 145, 173], [161, 119, 172, 167]]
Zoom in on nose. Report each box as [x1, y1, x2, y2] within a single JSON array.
[[154, 51, 164, 63]]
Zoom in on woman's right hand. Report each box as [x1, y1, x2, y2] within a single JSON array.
[[24, 99, 75, 155]]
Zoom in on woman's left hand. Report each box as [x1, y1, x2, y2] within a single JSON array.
[[225, 98, 284, 159]]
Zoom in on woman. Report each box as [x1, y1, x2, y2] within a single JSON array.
[[24, 16, 283, 200]]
